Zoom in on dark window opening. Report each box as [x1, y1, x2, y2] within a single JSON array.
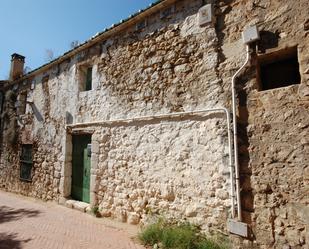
[[79, 66, 92, 91], [258, 47, 301, 91], [85, 67, 92, 91], [17, 91, 27, 115], [20, 144, 33, 182], [42, 75, 49, 83]]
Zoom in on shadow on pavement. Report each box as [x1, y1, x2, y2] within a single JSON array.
[[0, 233, 31, 249], [0, 206, 38, 248], [0, 205, 41, 224]]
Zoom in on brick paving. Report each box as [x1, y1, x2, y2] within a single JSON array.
[[0, 190, 145, 249]]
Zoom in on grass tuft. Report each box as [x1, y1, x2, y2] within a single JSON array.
[[138, 219, 228, 249], [138, 221, 163, 245]]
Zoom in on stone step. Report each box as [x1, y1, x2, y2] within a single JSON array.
[[64, 199, 90, 213]]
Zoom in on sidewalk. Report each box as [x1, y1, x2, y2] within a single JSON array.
[[0, 190, 145, 249]]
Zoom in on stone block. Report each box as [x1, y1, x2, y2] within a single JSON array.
[[127, 212, 140, 225], [115, 207, 127, 223], [100, 209, 112, 218], [91, 154, 99, 169], [185, 204, 198, 217], [59, 176, 71, 197], [73, 201, 89, 213], [92, 140, 100, 154], [90, 175, 97, 192], [61, 163, 72, 177], [65, 200, 75, 209], [58, 197, 68, 205]]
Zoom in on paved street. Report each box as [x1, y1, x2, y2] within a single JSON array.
[[0, 190, 144, 249]]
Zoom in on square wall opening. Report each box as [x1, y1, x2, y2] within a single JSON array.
[[78, 65, 92, 92], [257, 46, 301, 91]]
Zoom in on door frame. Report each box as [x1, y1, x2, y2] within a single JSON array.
[[61, 129, 98, 206], [71, 134, 91, 203]]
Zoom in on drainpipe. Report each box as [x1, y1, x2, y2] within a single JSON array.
[[231, 25, 260, 223], [231, 45, 250, 221], [227, 25, 260, 237], [227, 110, 236, 219]]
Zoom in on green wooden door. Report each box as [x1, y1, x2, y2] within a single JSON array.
[[71, 135, 91, 203]]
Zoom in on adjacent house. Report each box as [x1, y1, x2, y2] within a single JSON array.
[[0, 0, 308, 248]]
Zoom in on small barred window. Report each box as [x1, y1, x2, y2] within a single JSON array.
[[20, 144, 33, 181]]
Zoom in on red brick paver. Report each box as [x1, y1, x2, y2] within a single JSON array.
[[0, 190, 145, 249]]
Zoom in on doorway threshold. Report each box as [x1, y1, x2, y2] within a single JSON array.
[[63, 199, 90, 213]]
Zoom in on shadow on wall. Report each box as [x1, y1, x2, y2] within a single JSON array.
[[237, 70, 257, 241], [28, 103, 44, 122], [215, 1, 233, 64], [257, 30, 279, 53], [0, 233, 31, 249]]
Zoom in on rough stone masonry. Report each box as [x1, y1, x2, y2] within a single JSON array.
[[0, 0, 308, 248]]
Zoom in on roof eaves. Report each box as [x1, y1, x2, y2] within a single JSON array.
[[18, 0, 170, 82]]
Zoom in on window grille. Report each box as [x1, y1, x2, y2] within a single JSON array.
[[20, 144, 33, 181]]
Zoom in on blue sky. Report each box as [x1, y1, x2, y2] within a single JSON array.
[[0, 0, 156, 79]]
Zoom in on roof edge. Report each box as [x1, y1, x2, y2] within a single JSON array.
[[16, 0, 176, 83]]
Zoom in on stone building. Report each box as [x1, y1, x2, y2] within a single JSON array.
[[0, 0, 308, 248]]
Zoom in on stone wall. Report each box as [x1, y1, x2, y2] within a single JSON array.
[[90, 116, 230, 230], [216, 0, 309, 248], [0, 0, 308, 248], [244, 86, 309, 249]]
